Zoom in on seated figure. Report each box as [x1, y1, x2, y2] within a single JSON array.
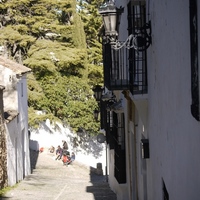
[[55, 145, 63, 160], [71, 152, 75, 162], [62, 153, 71, 166]]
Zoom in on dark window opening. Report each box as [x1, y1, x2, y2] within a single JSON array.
[[190, 0, 200, 121], [113, 112, 126, 184], [100, 100, 115, 149], [162, 179, 169, 200]]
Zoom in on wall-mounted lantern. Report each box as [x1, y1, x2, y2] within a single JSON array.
[[99, 0, 124, 44], [93, 85, 103, 102], [99, 1, 151, 51], [141, 139, 149, 159]]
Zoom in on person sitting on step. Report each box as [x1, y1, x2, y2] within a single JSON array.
[[62, 153, 71, 166], [55, 145, 63, 160]]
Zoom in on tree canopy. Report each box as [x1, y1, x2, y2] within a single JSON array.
[[0, 0, 104, 134]]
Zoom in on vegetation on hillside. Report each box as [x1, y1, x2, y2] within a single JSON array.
[[0, 0, 104, 134]]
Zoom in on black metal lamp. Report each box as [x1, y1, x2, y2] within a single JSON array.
[[99, 0, 124, 44], [99, 1, 151, 51], [93, 85, 103, 102]]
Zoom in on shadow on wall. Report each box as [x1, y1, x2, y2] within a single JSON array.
[[29, 139, 39, 151], [68, 131, 104, 159], [86, 166, 117, 200], [29, 140, 39, 173], [29, 122, 104, 159]]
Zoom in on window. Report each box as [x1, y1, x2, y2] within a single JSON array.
[[102, 1, 150, 93], [190, 0, 200, 121], [128, 1, 148, 95], [162, 179, 169, 200], [113, 112, 126, 184], [100, 100, 115, 149]]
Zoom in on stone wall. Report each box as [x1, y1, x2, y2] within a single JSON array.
[[0, 113, 8, 189]]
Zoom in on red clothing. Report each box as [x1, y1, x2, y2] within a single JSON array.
[[62, 155, 70, 163], [40, 147, 44, 153]]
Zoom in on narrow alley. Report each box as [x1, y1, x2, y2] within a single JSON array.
[[0, 150, 117, 200]]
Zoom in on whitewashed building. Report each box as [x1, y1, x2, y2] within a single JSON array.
[[98, 0, 200, 199], [0, 56, 31, 186]]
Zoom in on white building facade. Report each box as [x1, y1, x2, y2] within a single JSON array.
[[0, 57, 31, 186], [99, 0, 200, 199]]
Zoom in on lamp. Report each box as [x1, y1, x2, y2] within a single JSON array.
[[99, 0, 124, 44], [93, 85, 103, 102], [99, 1, 152, 51]]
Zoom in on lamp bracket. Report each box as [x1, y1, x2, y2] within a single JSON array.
[[106, 98, 124, 113], [103, 34, 118, 45], [112, 21, 152, 51], [101, 90, 115, 101]]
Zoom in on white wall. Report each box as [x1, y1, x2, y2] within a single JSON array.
[[107, 0, 200, 199], [0, 66, 18, 110], [2, 68, 31, 186], [29, 120, 106, 174], [6, 118, 22, 186], [17, 74, 31, 176], [147, 0, 200, 199]]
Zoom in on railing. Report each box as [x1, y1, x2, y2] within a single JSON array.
[[103, 43, 129, 90], [103, 43, 148, 94]]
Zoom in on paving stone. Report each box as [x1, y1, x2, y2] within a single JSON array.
[[0, 150, 117, 200]]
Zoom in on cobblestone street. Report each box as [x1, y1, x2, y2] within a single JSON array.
[[0, 150, 117, 200]]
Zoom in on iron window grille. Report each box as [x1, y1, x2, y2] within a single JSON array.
[[100, 103, 126, 179], [128, 1, 148, 95], [100, 100, 115, 149], [105, 110, 115, 150], [109, 110, 115, 150], [103, 2, 148, 94], [113, 112, 126, 184]]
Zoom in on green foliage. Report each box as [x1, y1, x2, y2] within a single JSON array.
[[28, 107, 60, 129], [0, 184, 18, 196], [38, 75, 99, 133], [0, 0, 103, 135], [77, 0, 104, 84], [24, 39, 88, 79], [27, 74, 49, 110]]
